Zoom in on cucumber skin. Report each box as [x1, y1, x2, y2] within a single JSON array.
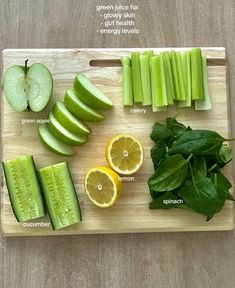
[[39, 162, 82, 230], [2, 156, 45, 222], [2, 162, 20, 222]]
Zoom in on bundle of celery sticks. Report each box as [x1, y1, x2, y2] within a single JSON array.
[[121, 48, 212, 111]]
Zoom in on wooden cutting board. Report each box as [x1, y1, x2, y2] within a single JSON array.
[[1, 48, 234, 236]]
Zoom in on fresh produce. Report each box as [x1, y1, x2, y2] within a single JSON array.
[[162, 51, 175, 104], [39, 124, 76, 156], [151, 55, 168, 108], [140, 54, 152, 106], [191, 48, 204, 101], [39, 162, 82, 230], [84, 166, 122, 208], [64, 89, 104, 122], [121, 56, 133, 106], [73, 74, 113, 110], [105, 134, 144, 175], [122, 48, 212, 111], [2, 156, 45, 222], [52, 101, 91, 136], [195, 54, 212, 110], [131, 52, 143, 103], [48, 112, 88, 146], [148, 117, 235, 221], [178, 51, 191, 107], [171, 51, 187, 102], [3, 60, 53, 112]]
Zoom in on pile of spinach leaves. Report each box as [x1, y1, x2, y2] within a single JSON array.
[[148, 117, 235, 221]]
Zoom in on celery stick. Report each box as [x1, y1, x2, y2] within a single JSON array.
[[191, 48, 204, 101], [175, 52, 186, 101], [171, 51, 181, 101], [140, 54, 152, 106], [131, 52, 143, 103], [121, 56, 133, 106], [163, 52, 175, 104], [178, 51, 191, 107], [150, 56, 167, 110], [144, 50, 154, 59], [195, 55, 212, 110]]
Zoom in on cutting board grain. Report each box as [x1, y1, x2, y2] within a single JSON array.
[[1, 48, 233, 236]]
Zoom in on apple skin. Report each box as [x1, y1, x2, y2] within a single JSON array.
[[3, 63, 53, 112], [64, 89, 104, 122], [39, 124, 76, 156], [73, 74, 113, 110], [52, 101, 91, 136], [47, 112, 88, 146]]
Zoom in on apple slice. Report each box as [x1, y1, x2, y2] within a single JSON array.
[[48, 112, 88, 146], [52, 101, 91, 136], [39, 124, 76, 156], [64, 89, 104, 122], [3, 61, 53, 112], [74, 74, 113, 110]]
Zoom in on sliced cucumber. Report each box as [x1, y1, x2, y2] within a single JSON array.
[[48, 112, 88, 146], [64, 89, 104, 122], [2, 156, 45, 222], [73, 74, 113, 110], [39, 124, 76, 156], [52, 101, 91, 136], [39, 162, 82, 230]]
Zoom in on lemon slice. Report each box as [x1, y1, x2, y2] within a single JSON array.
[[105, 134, 144, 175], [84, 166, 122, 208]]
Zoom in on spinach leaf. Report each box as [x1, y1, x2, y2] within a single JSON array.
[[178, 178, 225, 220], [149, 191, 184, 209], [168, 130, 224, 156], [192, 156, 207, 181], [148, 154, 191, 192], [166, 117, 188, 133], [150, 123, 173, 142], [210, 172, 233, 201], [150, 145, 167, 171], [217, 146, 232, 166]]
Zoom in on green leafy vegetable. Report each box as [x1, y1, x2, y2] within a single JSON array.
[[148, 154, 192, 192], [148, 117, 234, 221]]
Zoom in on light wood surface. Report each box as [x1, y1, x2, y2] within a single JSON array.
[[2, 48, 233, 236], [0, 1, 235, 288]]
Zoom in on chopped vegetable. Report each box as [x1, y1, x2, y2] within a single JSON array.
[[191, 48, 205, 101], [150, 55, 168, 109], [178, 51, 191, 107], [140, 54, 152, 105], [195, 54, 212, 110], [121, 56, 133, 106], [131, 52, 143, 103], [163, 52, 175, 104]]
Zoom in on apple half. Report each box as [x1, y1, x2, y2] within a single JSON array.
[[3, 60, 53, 112]]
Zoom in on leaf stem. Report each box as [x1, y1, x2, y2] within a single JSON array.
[[208, 163, 217, 173]]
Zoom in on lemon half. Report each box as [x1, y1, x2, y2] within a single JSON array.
[[105, 134, 144, 175], [84, 166, 122, 208]]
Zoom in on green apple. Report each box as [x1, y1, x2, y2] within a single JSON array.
[[52, 101, 91, 136], [3, 61, 53, 112], [74, 74, 113, 110], [39, 124, 76, 156], [64, 89, 104, 122], [48, 112, 88, 146]]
